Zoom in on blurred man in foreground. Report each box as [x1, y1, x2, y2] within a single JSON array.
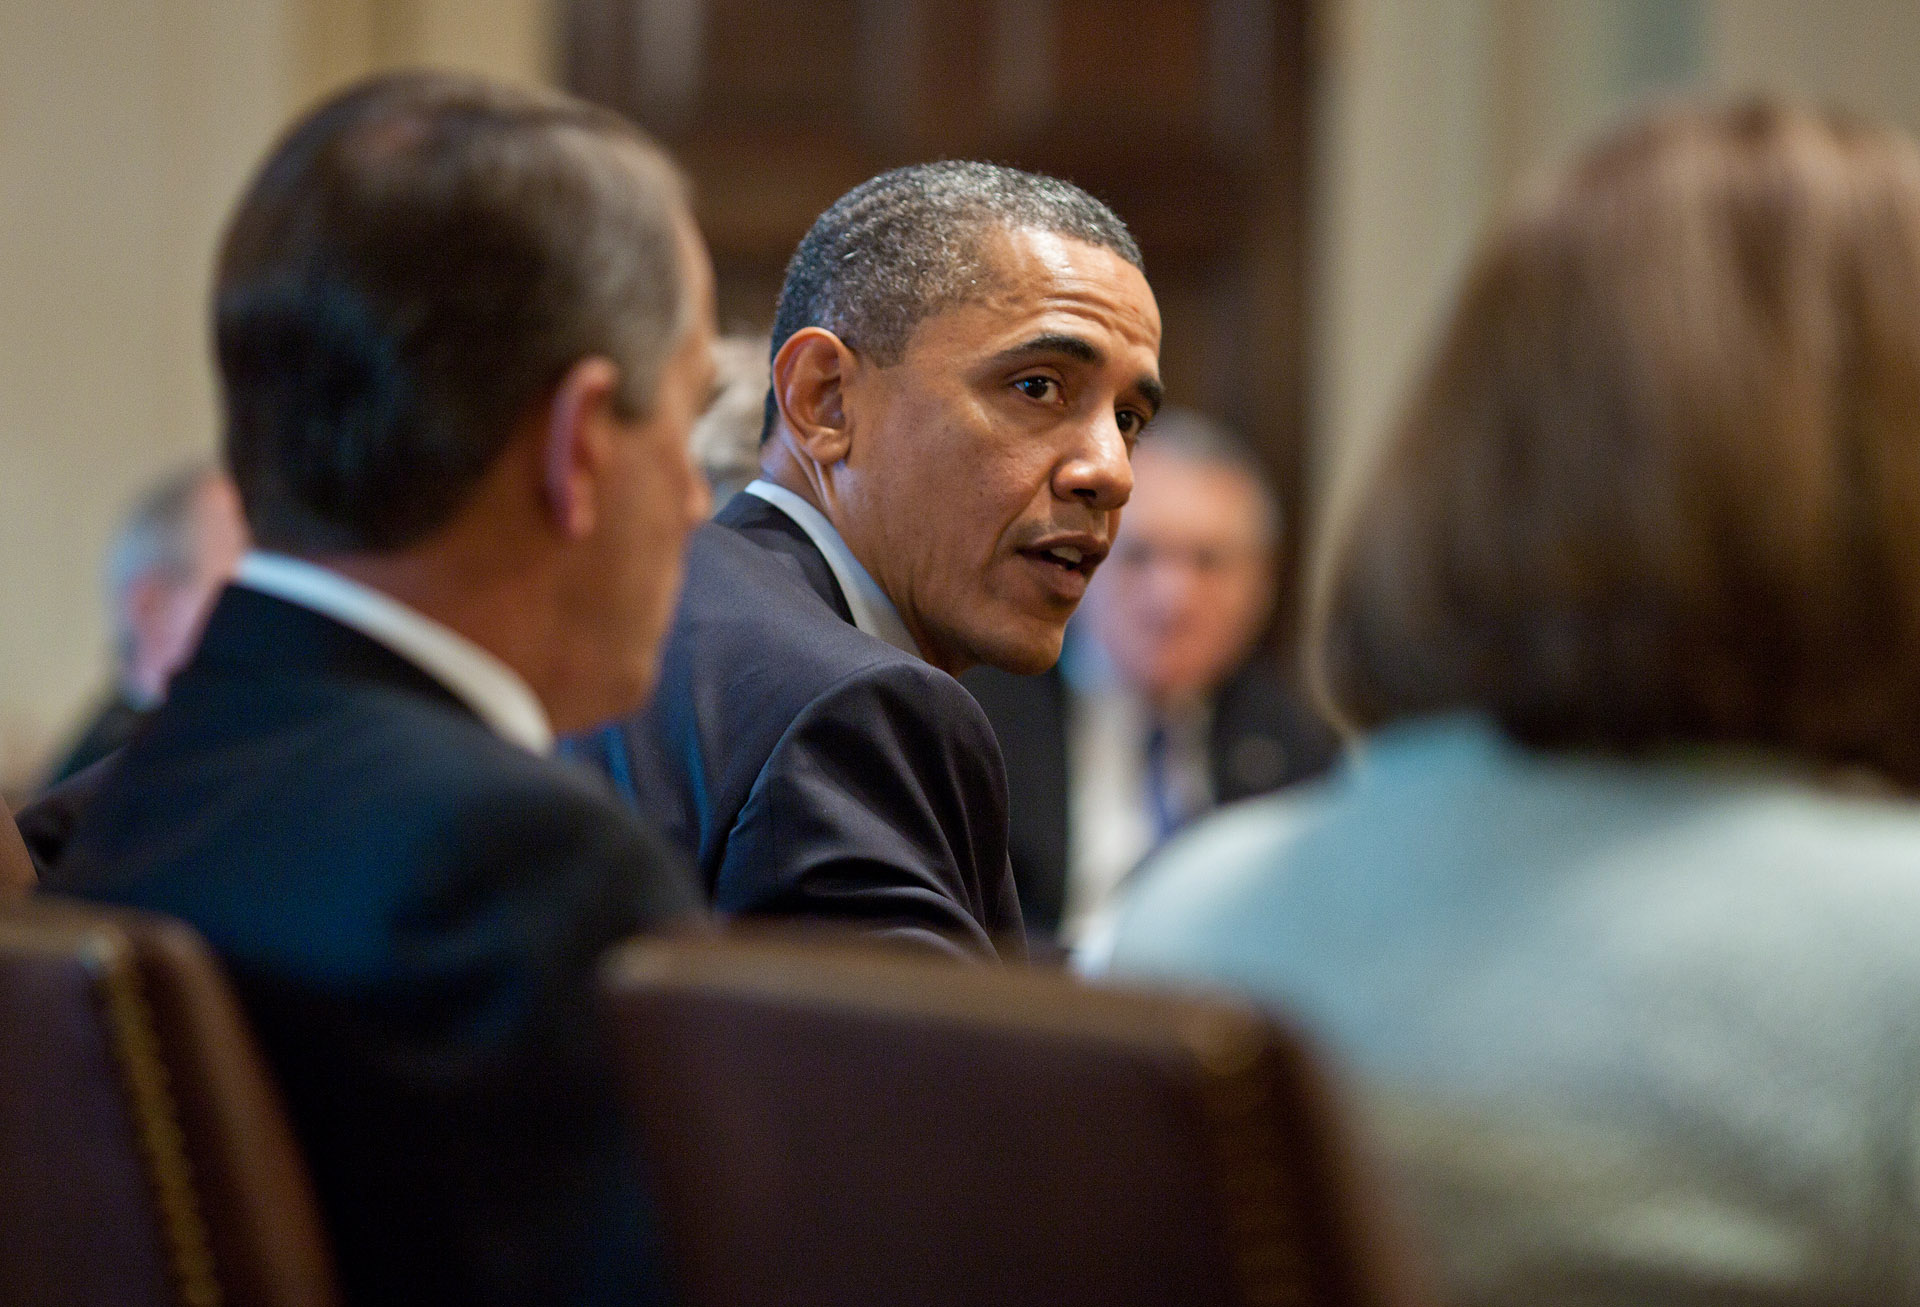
[[40, 461, 246, 785], [572, 162, 1163, 957], [46, 72, 710, 1307], [966, 410, 1335, 943]]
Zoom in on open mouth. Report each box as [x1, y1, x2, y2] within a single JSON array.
[[1019, 543, 1102, 578]]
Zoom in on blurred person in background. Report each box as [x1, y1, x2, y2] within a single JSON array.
[[1090, 102, 1920, 1306], [690, 332, 771, 506], [44, 71, 710, 1307], [966, 408, 1335, 945], [39, 461, 246, 786]]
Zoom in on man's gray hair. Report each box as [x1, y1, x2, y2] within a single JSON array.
[[764, 161, 1142, 441]]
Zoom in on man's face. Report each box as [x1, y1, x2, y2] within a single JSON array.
[[1081, 446, 1276, 709], [588, 217, 716, 713], [833, 227, 1163, 676]]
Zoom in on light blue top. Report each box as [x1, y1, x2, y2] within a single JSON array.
[[1094, 715, 1920, 1306]]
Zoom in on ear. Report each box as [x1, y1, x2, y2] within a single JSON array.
[[541, 356, 625, 540], [770, 327, 856, 465]]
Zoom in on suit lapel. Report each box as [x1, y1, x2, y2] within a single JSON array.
[[712, 491, 856, 626]]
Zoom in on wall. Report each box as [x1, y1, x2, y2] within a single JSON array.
[[1312, 0, 1706, 490], [1708, 0, 1920, 138], [1313, 0, 1920, 494]]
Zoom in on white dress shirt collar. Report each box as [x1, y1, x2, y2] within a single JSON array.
[[743, 479, 921, 660], [232, 550, 554, 755]]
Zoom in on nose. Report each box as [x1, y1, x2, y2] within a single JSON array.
[[1053, 412, 1133, 512]]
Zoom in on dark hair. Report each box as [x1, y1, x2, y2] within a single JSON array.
[[216, 71, 690, 553], [1312, 100, 1920, 787], [761, 160, 1142, 441]]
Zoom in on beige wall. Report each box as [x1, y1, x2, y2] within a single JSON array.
[[1709, 0, 1920, 138], [1313, 0, 1707, 487], [1314, 0, 1920, 494], [0, 0, 553, 787]]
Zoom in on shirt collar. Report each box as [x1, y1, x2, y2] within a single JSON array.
[[743, 479, 921, 660], [232, 550, 555, 755]]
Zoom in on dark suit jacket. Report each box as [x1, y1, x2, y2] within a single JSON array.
[[46, 585, 704, 1307], [40, 689, 145, 788], [568, 492, 1023, 959], [962, 655, 1339, 937], [17, 753, 113, 878]]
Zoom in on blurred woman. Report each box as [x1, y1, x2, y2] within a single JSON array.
[[1088, 102, 1920, 1306]]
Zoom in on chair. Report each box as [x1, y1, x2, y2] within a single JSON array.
[[0, 895, 341, 1307], [601, 935, 1428, 1307]]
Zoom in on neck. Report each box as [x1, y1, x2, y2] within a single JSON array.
[[759, 437, 960, 673], [311, 527, 614, 731], [759, 437, 831, 516]]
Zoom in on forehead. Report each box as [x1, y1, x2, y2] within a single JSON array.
[[901, 226, 1162, 362], [1124, 451, 1269, 538]]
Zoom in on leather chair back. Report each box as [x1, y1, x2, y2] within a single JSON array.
[[0, 896, 341, 1307], [601, 936, 1427, 1307], [1, 799, 37, 896]]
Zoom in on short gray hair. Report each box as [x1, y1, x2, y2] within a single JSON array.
[[764, 161, 1142, 440]]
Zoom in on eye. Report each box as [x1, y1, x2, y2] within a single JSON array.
[[1013, 375, 1062, 403], [1116, 408, 1150, 440]]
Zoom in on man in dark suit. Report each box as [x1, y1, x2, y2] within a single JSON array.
[[41, 72, 714, 1307], [965, 410, 1338, 944], [571, 162, 1164, 959]]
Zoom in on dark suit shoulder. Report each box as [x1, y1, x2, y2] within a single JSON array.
[[676, 517, 905, 695], [721, 655, 1019, 952], [574, 505, 1024, 955], [60, 662, 700, 955]]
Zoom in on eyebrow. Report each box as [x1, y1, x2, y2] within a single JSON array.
[[989, 333, 1165, 416]]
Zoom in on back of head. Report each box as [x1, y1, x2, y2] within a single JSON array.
[[216, 71, 689, 554], [1314, 101, 1920, 786], [763, 160, 1142, 437]]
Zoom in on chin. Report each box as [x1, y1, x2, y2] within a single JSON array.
[[968, 619, 1068, 676]]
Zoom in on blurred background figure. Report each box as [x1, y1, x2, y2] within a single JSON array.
[[40, 461, 246, 787], [690, 332, 770, 507], [1091, 101, 1920, 1307], [967, 410, 1335, 946]]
